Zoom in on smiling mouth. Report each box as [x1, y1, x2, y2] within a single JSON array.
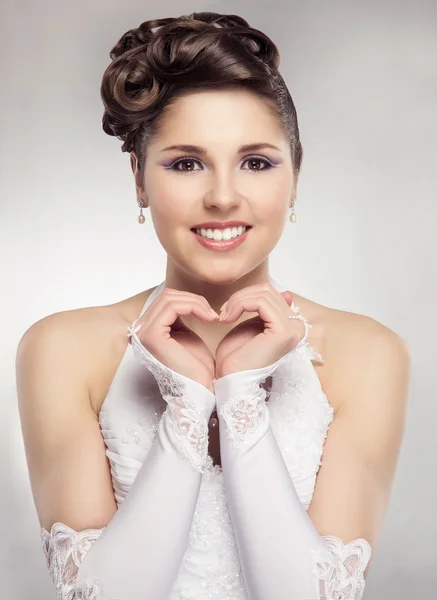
[[190, 226, 253, 240]]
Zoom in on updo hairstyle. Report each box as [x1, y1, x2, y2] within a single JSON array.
[[100, 12, 303, 174]]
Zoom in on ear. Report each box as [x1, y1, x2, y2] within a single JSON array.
[[290, 174, 299, 207], [130, 153, 147, 207]]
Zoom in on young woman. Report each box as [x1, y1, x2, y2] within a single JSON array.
[[16, 12, 410, 600]]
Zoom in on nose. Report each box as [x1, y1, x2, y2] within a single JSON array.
[[203, 171, 242, 211]]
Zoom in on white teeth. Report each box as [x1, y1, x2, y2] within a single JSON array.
[[195, 226, 247, 240]]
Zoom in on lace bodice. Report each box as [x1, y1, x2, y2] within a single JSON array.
[[40, 276, 372, 599]]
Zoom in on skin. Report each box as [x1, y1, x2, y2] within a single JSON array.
[[130, 88, 298, 354], [125, 90, 409, 579], [17, 88, 410, 581]]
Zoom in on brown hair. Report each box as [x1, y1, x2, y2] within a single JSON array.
[[100, 12, 303, 174]]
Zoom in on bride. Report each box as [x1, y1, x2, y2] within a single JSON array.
[[16, 11, 410, 600]]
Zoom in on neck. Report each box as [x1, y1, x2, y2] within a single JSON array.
[[164, 259, 272, 315]]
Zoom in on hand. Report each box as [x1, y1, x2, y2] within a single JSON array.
[[129, 287, 218, 392], [215, 283, 306, 378]]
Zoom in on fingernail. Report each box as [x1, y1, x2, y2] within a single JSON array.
[[209, 309, 219, 318]]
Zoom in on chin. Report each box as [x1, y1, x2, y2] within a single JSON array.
[[186, 266, 258, 288]]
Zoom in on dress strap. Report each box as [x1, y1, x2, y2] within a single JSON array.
[[289, 301, 324, 363], [127, 281, 165, 338], [270, 276, 324, 364], [138, 281, 165, 318], [288, 311, 310, 345]]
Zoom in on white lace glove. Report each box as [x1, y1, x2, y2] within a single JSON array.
[[213, 340, 372, 600], [41, 322, 216, 600]]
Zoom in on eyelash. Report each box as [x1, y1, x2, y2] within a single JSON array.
[[167, 155, 275, 174]]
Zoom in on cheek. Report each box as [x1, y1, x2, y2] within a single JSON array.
[[149, 191, 193, 253], [150, 191, 188, 228], [252, 192, 289, 227], [149, 173, 195, 222], [248, 172, 292, 218], [152, 194, 177, 219]]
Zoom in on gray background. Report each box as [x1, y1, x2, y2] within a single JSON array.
[[2, 0, 436, 598]]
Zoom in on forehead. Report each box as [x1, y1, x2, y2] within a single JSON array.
[[153, 89, 285, 149]]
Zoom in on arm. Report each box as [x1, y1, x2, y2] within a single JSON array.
[[16, 314, 215, 600], [213, 320, 410, 600]]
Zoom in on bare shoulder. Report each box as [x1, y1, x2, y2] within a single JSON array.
[[16, 286, 157, 416], [16, 288, 156, 532], [294, 293, 411, 413]]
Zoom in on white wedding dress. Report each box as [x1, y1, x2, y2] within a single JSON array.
[[40, 276, 371, 600]]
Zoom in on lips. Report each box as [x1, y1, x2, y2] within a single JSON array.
[[190, 226, 252, 233], [191, 221, 251, 229], [191, 226, 252, 251]]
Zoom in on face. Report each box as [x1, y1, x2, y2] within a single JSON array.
[[132, 89, 296, 289]]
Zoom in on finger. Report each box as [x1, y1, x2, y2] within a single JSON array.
[[220, 295, 284, 334], [221, 286, 292, 319], [219, 282, 272, 311], [160, 288, 218, 315], [280, 290, 293, 305], [135, 300, 217, 352], [157, 300, 218, 333], [135, 298, 217, 346], [138, 289, 217, 330], [220, 283, 292, 312], [170, 316, 192, 333]]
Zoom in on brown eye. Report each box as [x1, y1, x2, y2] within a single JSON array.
[[170, 158, 201, 173], [169, 155, 273, 174], [243, 156, 273, 171], [248, 158, 262, 170], [179, 160, 195, 172]]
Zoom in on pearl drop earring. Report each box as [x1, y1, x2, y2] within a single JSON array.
[[289, 198, 297, 223], [138, 198, 145, 224]]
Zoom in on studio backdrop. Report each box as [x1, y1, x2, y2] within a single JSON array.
[[1, 0, 436, 598]]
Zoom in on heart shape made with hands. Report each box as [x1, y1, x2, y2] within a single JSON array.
[[188, 284, 305, 379]]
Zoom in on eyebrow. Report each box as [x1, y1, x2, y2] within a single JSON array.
[[159, 143, 283, 154]]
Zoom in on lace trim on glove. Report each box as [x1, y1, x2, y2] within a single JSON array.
[[219, 381, 268, 449], [128, 321, 212, 472], [311, 535, 372, 600], [167, 394, 213, 472], [40, 522, 105, 600]]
